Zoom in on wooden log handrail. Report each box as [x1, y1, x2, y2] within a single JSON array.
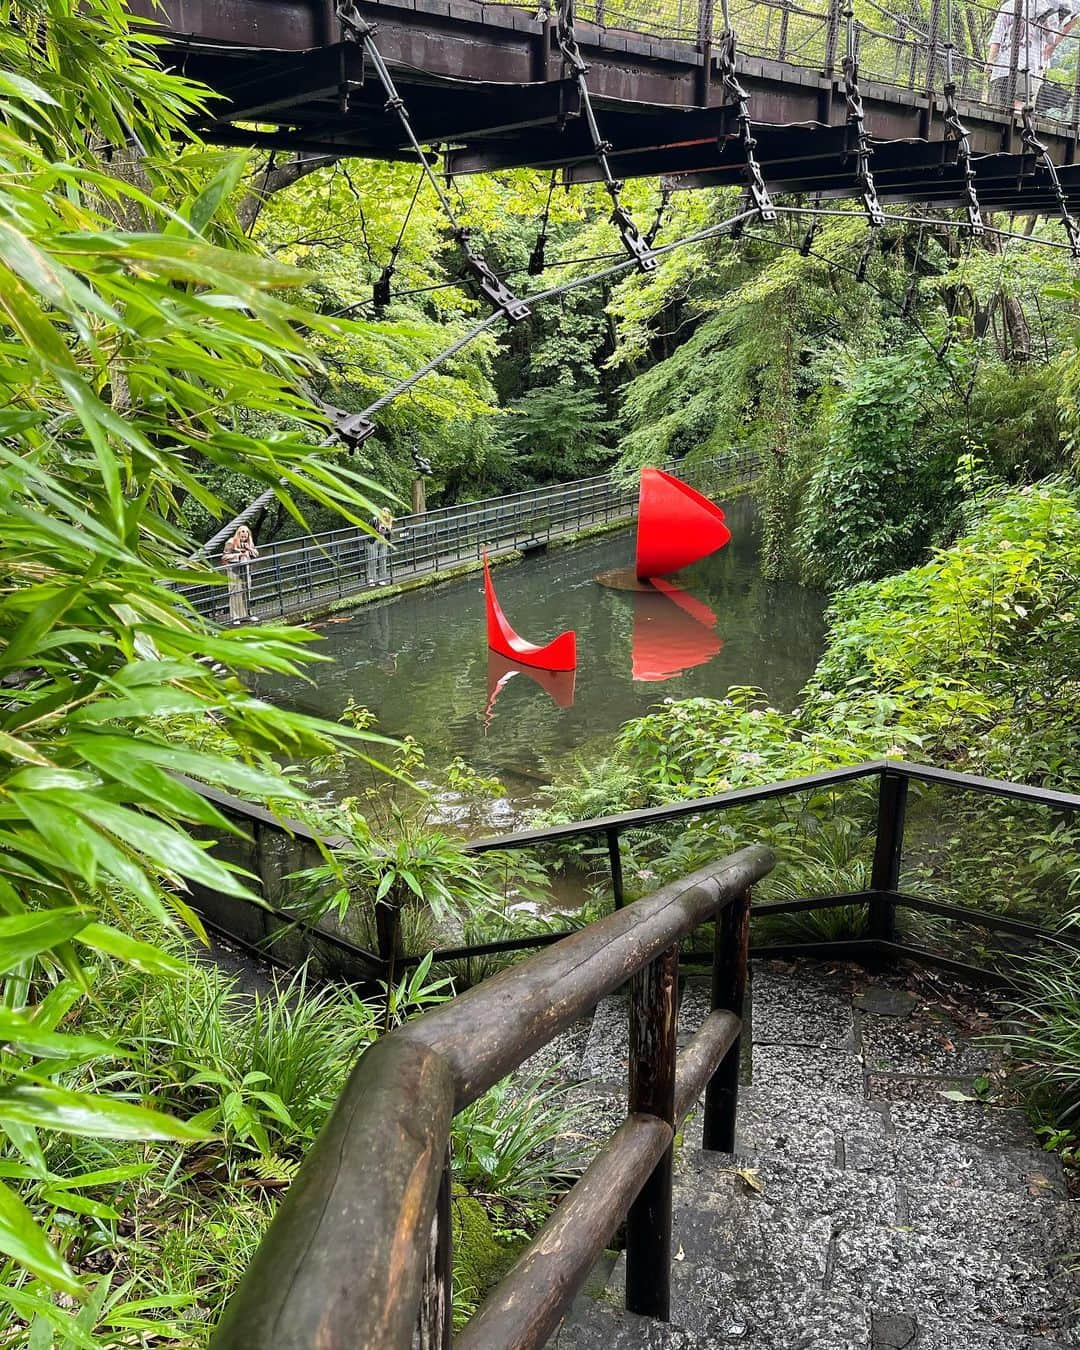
[[212, 844, 774, 1350]]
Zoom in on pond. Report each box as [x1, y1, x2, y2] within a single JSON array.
[[253, 496, 827, 829]]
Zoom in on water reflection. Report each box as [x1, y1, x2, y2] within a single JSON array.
[[254, 497, 826, 804], [631, 579, 724, 682], [484, 651, 576, 728]]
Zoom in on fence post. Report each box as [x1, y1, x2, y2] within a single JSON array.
[[1007, 0, 1023, 111], [702, 886, 750, 1152], [824, 0, 842, 77], [869, 770, 908, 942], [606, 828, 625, 910], [696, 0, 714, 105], [376, 899, 403, 1030], [625, 942, 678, 1321], [417, 1155, 452, 1350], [926, 0, 942, 96]]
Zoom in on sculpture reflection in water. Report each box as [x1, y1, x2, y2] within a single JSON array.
[[482, 464, 731, 718], [483, 650, 576, 729], [631, 577, 725, 682]]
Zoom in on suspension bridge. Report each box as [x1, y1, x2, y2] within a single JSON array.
[[129, 0, 1080, 569], [131, 0, 1080, 218]]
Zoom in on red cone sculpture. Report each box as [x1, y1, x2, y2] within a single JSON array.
[[635, 468, 732, 580], [483, 552, 577, 672]]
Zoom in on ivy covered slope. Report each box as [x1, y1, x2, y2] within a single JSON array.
[[0, 0, 395, 1337]]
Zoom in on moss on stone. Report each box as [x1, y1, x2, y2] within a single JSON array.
[[451, 1188, 529, 1306]]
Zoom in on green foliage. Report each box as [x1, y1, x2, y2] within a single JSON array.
[[797, 345, 956, 589], [451, 1076, 585, 1210], [542, 481, 1080, 945], [805, 480, 1080, 781], [294, 716, 542, 954], [0, 0, 394, 1317], [998, 944, 1080, 1132]]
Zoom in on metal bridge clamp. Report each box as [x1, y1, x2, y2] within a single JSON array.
[[715, 30, 776, 224], [841, 56, 884, 227], [555, 0, 658, 272], [336, 0, 533, 319], [942, 81, 983, 238], [321, 403, 377, 446], [456, 233, 532, 320], [1020, 107, 1080, 258]]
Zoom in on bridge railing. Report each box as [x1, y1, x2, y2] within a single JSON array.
[[563, 0, 1080, 127], [179, 447, 758, 624]]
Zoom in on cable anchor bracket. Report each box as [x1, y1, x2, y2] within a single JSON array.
[[841, 54, 885, 227], [1020, 106, 1080, 258], [716, 29, 777, 223], [321, 402, 377, 447], [555, 0, 657, 271], [337, 0, 531, 319], [942, 80, 983, 238], [455, 230, 532, 321]]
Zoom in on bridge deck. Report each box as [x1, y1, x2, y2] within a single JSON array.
[[131, 0, 1080, 211]]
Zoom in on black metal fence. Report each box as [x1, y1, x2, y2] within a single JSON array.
[[189, 759, 1080, 989], [563, 0, 1080, 127], [180, 449, 758, 625]]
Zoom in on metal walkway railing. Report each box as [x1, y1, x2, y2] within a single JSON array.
[[180, 449, 758, 624], [562, 0, 1080, 125]]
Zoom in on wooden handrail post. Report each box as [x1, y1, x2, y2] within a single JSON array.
[[625, 943, 679, 1320], [870, 770, 909, 942], [702, 886, 750, 1152], [418, 1155, 452, 1350]]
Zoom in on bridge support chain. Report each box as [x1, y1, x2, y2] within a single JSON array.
[[554, 0, 657, 272], [941, 85, 983, 238], [840, 5, 884, 227], [335, 0, 531, 321], [939, 0, 983, 238], [714, 29, 777, 225], [1019, 106, 1080, 258]]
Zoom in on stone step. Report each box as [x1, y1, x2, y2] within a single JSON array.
[[830, 1225, 1077, 1344], [872, 1309, 1075, 1348], [602, 1252, 873, 1348], [556, 1296, 1075, 1350], [666, 1151, 1077, 1339], [552, 1299, 710, 1349]]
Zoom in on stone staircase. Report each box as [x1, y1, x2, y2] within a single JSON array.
[[539, 959, 1080, 1349]]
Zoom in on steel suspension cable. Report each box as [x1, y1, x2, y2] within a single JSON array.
[[192, 202, 1060, 560], [373, 169, 424, 311]]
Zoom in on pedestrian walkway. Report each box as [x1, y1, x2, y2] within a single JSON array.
[[180, 450, 758, 625]]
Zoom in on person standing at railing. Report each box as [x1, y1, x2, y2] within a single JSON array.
[[367, 506, 394, 586], [986, 0, 1071, 109], [221, 524, 259, 624]]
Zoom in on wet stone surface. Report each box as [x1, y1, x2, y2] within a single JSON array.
[[855, 987, 919, 1017], [555, 958, 1079, 1350]]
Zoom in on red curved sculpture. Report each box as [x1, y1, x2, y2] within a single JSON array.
[[635, 468, 732, 580], [483, 552, 576, 672], [631, 579, 724, 682]]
